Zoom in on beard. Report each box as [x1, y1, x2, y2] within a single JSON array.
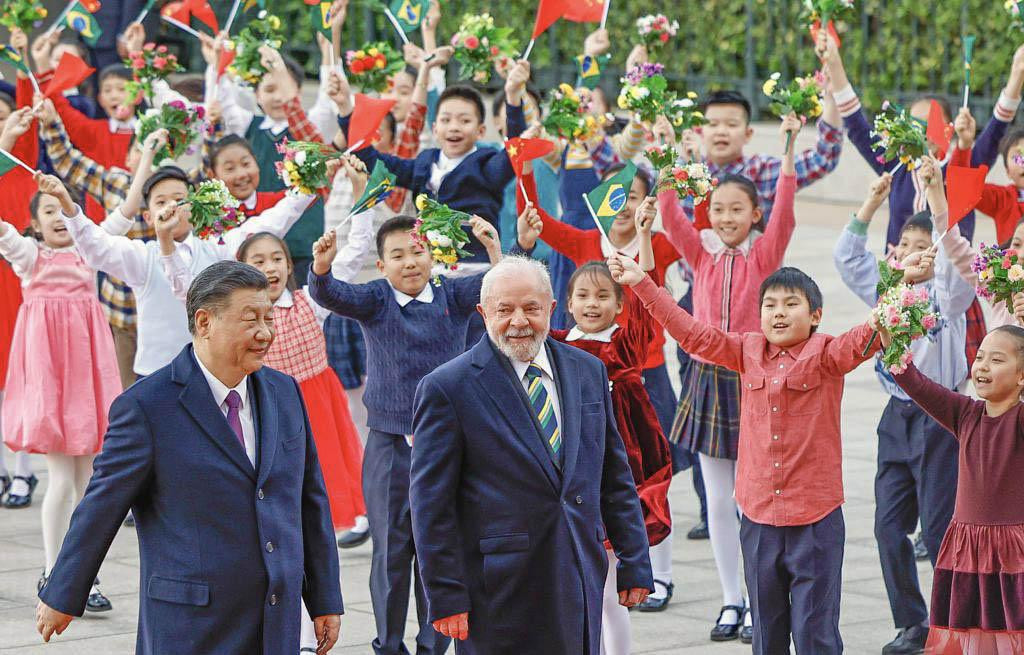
[[490, 325, 547, 363]]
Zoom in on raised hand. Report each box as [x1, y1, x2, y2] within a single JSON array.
[[2, 107, 33, 141], [432, 612, 469, 641], [516, 201, 542, 250], [900, 245, 936, 278], [679, 128, 702, 160], [917, 155, 941, 189], [35, 173, 75, 213], [634, 196, 657, 234], [469, 215, 499, 253], [779, 113, 802, 140], [867, 173, 892, 206], [1013, 291, 1024, 326], [403, 42, 425, 68], [327, 70, 353, 115], [584, 28, 610, 57], [427, 45, 454, 67], [143, 128, 170, 154], [31, 28, 60, 70], [118, 22, 146, 57], [341, 155, 368, 199], [953, 107, 976, 151], [607, 253, 645, 286], [34, 97, 58, 124], [10, 27, 28, 54], [652, 115, 676, 145], [504, 60, 531, 105], [312, 230, 339, 276]]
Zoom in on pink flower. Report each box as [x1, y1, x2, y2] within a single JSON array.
[[876, 155, 886, 164], [915, 286, 929, 303], [900, 289, 917, 307], [157, 45, 168, 53], [143, 43, 155, 51], [889, 362, 907, 375], [167, 100, 185, 111], [921, 314, 937, 330], [900, 350, 913, 366], [464, 35, 479, 49], [1003, 256, 1014, 269], [153, 56, 167, 70], [131, 57, 145, 69], [490, 46, 500, 56], [659, 32, 669, 42]]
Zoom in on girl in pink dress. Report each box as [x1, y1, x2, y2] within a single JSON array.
[[0, 174, 126, 609]]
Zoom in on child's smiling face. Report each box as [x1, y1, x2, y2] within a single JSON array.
[[212, 143, 261, 201], [566, 268, 623, 335], [702, 103, 754, 166], [99, 75, 129, 120], [759, 286, 821, 348], [708, 181, 762, 247], [1005, 137, 1024, 189], [432, 97, 485, 159], [376, 230, 433, 297], [972, 330, 1024, 403], [32, 193, 73, 249]]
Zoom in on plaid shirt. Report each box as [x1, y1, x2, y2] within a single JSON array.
[[262, 289, 329, 382], [682, 119, 843, 225], [387, 102, 427, 212], [41, 120, 154, 329]]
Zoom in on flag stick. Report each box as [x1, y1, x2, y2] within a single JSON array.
[[224, 0, 243, 34], [0, 147, 36, 174], [519, 177, 529, 202], [382, 8, 410, 45], [962, 84, 970, 110], [522, 38, 536, 61], [44, 1, 73, 37], [343, 139, 365, 155], [26, 69, 40, 96], [599, 0, 612, 29], [134, 4, 152, 24], [889, 160, 905, 176], [582, 193, 612, 245], [161, 15, 203, 39]]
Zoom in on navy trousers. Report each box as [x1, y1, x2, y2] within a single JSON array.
[[741, 508, 845, 655], [874, 397, 958, 628], [364, 430, 451, 655]]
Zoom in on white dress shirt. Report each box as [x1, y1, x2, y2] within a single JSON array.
[[194, 352, 256, 467], [510, 345, 562, 432], [428, 147, 477, 193]]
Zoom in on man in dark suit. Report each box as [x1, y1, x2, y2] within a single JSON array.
[[410, 256, 653, 654], [35, 261, 344, 654]]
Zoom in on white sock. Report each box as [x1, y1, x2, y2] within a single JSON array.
[[648, 532, 673, 600], [698, 453, 744, 620], [9, 476, 29, 496], [600, 551, 631, 655], [348, 515, 369, 534]]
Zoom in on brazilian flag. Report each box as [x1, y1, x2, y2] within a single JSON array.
[[583, 161, 636, 237], [0, 45, 29, 75], [575, 54, 608, 90], [389, 0, 428, 32], [349, 161, 397, 217], [62, 1, 102, 47], [310, 1, 332, 38]]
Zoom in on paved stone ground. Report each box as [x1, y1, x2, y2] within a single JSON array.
[[0, 123, 1001, 653]]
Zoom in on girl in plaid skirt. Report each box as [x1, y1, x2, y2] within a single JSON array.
[[657, 123, 797, 642]]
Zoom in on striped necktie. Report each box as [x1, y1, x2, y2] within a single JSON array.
[[524, 362, 561, 456]]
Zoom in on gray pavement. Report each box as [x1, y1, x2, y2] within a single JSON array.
[[0, 123, 999, 653]]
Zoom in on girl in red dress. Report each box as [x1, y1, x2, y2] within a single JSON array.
[[534, 197, 672, 655]]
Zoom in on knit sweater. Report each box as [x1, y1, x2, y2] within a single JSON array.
[[307, 272, 484, 435]]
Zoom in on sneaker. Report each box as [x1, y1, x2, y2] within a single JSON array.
[[882, 623, 929, 654]]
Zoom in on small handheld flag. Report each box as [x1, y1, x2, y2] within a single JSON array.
[[583, 161, 636, 240], [62, 0, 102, 47], [224, 0, 243, 33], [310, 1, 332, 39], [45, 51, 94, 98], [925, 100, 951, 160], [347, 94, 398, 152], [809, 20, 841, 49], [133, 0, 156, 24], [946, 164, 988, 228], [382, 7, 410, 45], [575, 54, 607, 89], [505, 137, 554, 177], [525, 0, 571, 60], [962, 35, 976, 109], [348, 161, 397, 217], [390, 0, 428, 32], [0, 147, 37, 176], [0, 45, 29, 75], [564, 0, 604, 23]]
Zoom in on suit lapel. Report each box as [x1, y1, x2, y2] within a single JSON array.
[[547, 340, 582, 490], [178, 358, 257, 482], [253, 371, 279, 487], [471, 340, 561, 493]]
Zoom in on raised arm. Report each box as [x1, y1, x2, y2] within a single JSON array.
[[308, 230, 386, 321], [657, 190, 703, 269], [64, 206, 150, 288], [971, 44, 1024, 168], [515, 170, 589, 262], [0, 220, 39, 279], [892, 362, 976, 436], [820, 33, 887, 175], [833, 174, 890, 306], [750, 134, 796, 270], [919, 156, 977, 316], [821, 321, 880, 376], [217, 193, 316, 255]]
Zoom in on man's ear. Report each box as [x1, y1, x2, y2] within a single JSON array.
[[193, 308, 211, 338]]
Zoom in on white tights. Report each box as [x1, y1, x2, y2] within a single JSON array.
[[698, 453, 745, 623], [42, 454, 93, 575], [601, 550, 631, 655]]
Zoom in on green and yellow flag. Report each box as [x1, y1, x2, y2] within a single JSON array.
[[349, 161, 397, 217], [0, 45, 29, 74], [389, 0, 428, 32], [575, 54, 607, 90], [310, 0, 331, 38], [583, 161, 636, 237], [62, 1, 102, 47]]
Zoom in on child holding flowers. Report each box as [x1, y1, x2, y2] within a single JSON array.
[[833, 158, 975, 654]]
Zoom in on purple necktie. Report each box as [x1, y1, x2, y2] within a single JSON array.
[[225, 390, 245, 449]]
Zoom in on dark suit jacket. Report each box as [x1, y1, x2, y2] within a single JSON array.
[[410, 336, 653, 655], [39, 345, 343, 655]]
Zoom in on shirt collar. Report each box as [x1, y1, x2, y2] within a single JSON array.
[[566, 324, 619, 343], [766, 338, 810, 360], [700, 228, 757, 259], [275, 288, 294, 308], [600, 234, 639, 258], [240, 192, 258, 211], [437, 147, 477, 171], [389, 281, 434, 307], [510, 343, 554, 381], [108, 117, 136, 132], [259, 116, 290, 136], [193, 351, 249, 411]]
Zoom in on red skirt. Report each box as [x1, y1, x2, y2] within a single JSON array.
[[926, 520, 1024, 654], [299, 368, 366, 530], [0, 265, 21, 389]]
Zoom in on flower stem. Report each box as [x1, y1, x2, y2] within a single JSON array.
[[784, 130, 793, 155]]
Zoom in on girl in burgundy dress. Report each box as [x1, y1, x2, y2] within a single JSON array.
[[890, 324, 1024, 654], [533, 197, 672, 655]]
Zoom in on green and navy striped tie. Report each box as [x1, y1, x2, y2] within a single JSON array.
[[525, 362, 561, 455]]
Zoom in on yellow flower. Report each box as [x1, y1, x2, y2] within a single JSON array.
[[617, 94, 628, 109], [433, 248, 443, 256], [268, 15, 281, 30], [558, 83, 574, 95], [375, 59, 385, 69], [693, 111, 704, 120], [980, 268, 992, 281], [415, 194, 429, 211], [762, 79, 777, 96], [687, 91, 697, 99], [368, 47, 379, 56], [38, 7, 46, 16], [355, 50, 365, 58]]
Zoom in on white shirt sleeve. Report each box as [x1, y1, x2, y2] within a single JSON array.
[[99, 207, 137, 236], [160, 250, 192, 302], [151, 79, 191, 109], [330, 204, 379, 281], [64, 206, 151, 289], [0, 225, 39, 280], [213, 65, 255, 137], [215, 193, 316, 257], [307, 65, 340, 144]]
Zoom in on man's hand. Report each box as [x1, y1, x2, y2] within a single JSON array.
[[432, 612, 469, 641], [584, 28, 610, 57], [516, 201, 542, 250], [312, 230, 339, 276], [36, 600, 73, 642], [617, 587, 651, 608], [953, 107, 976, 152], [313, 614, 341, 654]]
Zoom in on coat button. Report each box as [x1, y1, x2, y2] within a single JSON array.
[[575, 495, 583, 504], [270, 594, 278, 606], [266, 541, 274, 553], [258, 489, 265, 500]]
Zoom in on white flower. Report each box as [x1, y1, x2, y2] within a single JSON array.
[[676, 98, 695, 108], [770, 72, 781, 81], [1010, 264, 1024, 282], [426, 229, 442, 243], [436, 234, 453, 248], [686, 162, 706, 178], [295, 150, 307, 166]]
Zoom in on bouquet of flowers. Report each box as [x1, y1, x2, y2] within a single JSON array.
[[345, 41, 404, 94], [125, 43, 184, 104], [136, 100, 204, 162], [658, 160, 718, 204], [543, 83, 611, 143], [0, 0, 46, 32], [763, 71, 824, 153], [617, 63, 672, 125], [635, 14, 679, 50], [450, 13, 517, 84], [870, 260, 940, 374], [1008, 1, 1024, 34], [188, 179, 242, 244], [644, 142, 678, 172], [225, 11, 284, 88], [413, 194, 473, 274], [801, 0, 856, 28], [665, 92, 706, 138], [973, 242, 1024, 306], [871, 101, 928, 172], [274, 140, 344, 196]]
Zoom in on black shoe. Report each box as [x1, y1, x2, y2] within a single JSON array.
[[740, 609, 753, 644], [36, 570, 47, 593], [3, 474, 37, 508], [636, 579, 673, 612], [710, 604, 745, 641], [0, 474, 10, 503], [86, 580, 112, 613], [336, 529, 369, 549], [882, 624, 929, 654], [687, 519, 709, 540], [122, 512, 135, 527], [913, 533, 928, 561]]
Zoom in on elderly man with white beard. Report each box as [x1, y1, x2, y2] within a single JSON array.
[[408, 256, 653, 655]]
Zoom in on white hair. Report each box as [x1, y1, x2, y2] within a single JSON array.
[[480, 255, 553, 308]]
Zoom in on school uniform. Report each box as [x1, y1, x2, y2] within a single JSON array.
[[834, 213, 974, 631]]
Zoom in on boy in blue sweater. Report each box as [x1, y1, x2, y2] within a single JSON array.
[[308, 215, 501, 655], [337, 60, 531, 268]]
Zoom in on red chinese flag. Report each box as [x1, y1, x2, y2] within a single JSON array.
[[532, 0, 571, 39], [45, 52, 95, 98], [564, 0, 604, 22], [186, 0, 219, 32], [946, 164, 989, 227], [80, 0, 101, 11], [809, 20, 841, 49], [162, 0, 189, 24], [348, 94, 397, 150], [926, 99, 952, 159], [505, 137, 554, 177], [217, 50, 236, 77]]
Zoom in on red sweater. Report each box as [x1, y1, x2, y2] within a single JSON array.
[[0, 76, 40, 231], [239, 190, 288, 221], [951, 146, 1024, 245], [518, 172, 682, 369]]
